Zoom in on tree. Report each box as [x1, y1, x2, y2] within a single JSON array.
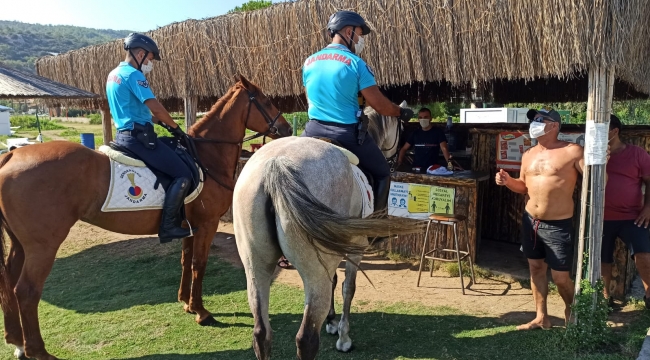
[[228, 0, 273, 14]]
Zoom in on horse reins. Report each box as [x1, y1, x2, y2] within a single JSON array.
[[180, 88, 282, 191]]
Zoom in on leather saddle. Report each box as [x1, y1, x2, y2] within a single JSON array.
[[108, 137, 202, 194]]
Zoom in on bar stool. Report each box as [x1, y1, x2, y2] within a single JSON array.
[[416, 213, 476, 294]]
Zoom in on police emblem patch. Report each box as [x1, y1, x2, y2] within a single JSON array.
[[137, 80, 149, 88]]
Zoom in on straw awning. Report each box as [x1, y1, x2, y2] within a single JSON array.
[[34, 0, 650, 110], [0, 63, 98, 99]]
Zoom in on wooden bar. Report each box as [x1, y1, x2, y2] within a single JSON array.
[[100, 103, 113, 145], [379, 169, 490, 263], [184, 96, 198, 131]]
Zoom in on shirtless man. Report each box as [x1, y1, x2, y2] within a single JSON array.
[[496, 108, 584, 330]]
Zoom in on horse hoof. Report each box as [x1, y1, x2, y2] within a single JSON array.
[[326, 322, 339, 335], [13, 346, 25, 359], [183, 304, 196, 314], [336, 339, 353, 352], [197, 314, 218, 326]]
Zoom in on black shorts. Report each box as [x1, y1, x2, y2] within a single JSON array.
[[602, 220, 650, 263], [521, 211, 574, 272]]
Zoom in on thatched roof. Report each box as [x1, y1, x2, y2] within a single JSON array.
[[0, 63, 98, 99], [35, 0, 650, 110]]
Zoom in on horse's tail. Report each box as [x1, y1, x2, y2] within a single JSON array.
[[263, 156, 424, 257], [0, 153, 13, 308]]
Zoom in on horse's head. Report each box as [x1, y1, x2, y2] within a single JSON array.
[[366, 100, 409, 161], [234, 75, 293, 140]]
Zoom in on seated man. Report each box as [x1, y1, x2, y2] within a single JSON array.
[[397, 108, 451, 170]]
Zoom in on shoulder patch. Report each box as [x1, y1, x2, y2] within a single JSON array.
[[366, 64, 375, 77], [137, 80, 149, 88]]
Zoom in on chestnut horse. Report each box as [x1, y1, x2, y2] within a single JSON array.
[[0, 75, 291, 360]]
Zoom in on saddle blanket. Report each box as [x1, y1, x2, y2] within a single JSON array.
[[100, 149, 203, 212], [351, 164, 373, 218]]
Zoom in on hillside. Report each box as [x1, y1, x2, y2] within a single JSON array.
[[0, 20, 132, 73]]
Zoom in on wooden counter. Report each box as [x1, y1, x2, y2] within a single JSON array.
[[379, 168, 490, 262]]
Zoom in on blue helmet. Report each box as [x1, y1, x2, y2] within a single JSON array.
[[327, 11, 371, 37], [123, 33, 161, 61]]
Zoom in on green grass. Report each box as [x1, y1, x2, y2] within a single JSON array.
[[0, 232, 645, 360]]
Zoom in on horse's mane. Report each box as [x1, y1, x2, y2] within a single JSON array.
[[192, 82, 243, 128], [365, 107, 388, 144]]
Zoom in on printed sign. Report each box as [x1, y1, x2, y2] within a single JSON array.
[[496, 131, 585, 171], [408, 184, 431, 213], [584, 120, 608, 165], [388, 182, 455, 220], [430, 186, 455, 214]]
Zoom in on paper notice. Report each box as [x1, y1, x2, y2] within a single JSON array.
[[584, 120, 609, 165]]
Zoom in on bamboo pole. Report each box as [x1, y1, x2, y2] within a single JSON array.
[[574, 66, 614, 318]]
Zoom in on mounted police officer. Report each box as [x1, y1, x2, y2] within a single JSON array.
[[106, 32, 195, 243], [301, 10, 414, 211]]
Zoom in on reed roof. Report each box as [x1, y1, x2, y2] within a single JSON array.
[[35, 0, 650, 110]]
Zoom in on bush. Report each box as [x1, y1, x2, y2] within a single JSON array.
[[10, 115, 65, 130], [88, 113, 102, 125]]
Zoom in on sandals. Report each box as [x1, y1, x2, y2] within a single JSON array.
[[277, 257, 294, 269]]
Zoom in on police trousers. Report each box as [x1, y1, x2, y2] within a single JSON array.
[[115, 132, 192, 180], [301, 120, 390, 179]]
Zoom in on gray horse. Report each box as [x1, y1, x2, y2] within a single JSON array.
[[233, 103, 419, 360]]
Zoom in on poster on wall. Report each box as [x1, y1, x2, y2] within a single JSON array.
[[389, 182, 455, 220], [496, 131, 585, 171], [430, 186, 455, 215]]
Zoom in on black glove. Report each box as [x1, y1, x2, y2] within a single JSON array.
[[398, 107, 415, 122], [170, 125, 185, 139]]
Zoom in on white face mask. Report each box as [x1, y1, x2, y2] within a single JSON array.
[[354, 35, 365, 54], [141, 59, 153, 75], [529, 122, 548, 139], [419, 119, 431, 128]]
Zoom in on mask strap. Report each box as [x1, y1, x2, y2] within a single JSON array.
[[336, 27, 356, 52], [129, 49, 150, 72]]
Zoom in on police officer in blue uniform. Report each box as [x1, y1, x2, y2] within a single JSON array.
[[106, 33, 194, 243], [302, 11, 414, 211]]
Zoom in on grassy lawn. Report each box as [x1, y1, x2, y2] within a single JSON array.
[[1, 121, 299, 153], [0, 231, 646, 360]]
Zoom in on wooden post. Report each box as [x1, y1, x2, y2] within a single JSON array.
[[573, 66, 615, 318], [100, 104, 113, 146], [184, 96, 198, 132]]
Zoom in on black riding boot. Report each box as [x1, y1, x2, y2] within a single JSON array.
[[369, 176, 392, 247], [159, 177, 195, 243], [373, 176, 391, 212]]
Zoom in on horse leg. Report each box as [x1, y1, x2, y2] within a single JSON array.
[[14, 250, 58, 360], [325, 272, 339, 335], [188, 227, 219, 325], [178, 237, 194, 314], [336, 252, 361, 352], [296, 276, 335, 360], [3, 233, 25, 359]]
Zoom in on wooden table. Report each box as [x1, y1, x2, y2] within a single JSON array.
[[383, 168, 490, 262]]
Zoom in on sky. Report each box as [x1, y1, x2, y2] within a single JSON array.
[[1, 0, 285, 32]]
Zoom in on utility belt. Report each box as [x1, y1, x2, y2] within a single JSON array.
[[117, 122, 157, 149], [356, 94, 369, 145]]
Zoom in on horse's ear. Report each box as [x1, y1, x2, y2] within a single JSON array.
[[399, 100, 408, 108], [233, 74, 242, 85], [239, 75, 253, 90]]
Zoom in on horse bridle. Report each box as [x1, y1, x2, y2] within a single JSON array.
[[182, 88, 283, 191]]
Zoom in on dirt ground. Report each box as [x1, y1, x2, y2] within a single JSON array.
[[60, 221, 639, 329]]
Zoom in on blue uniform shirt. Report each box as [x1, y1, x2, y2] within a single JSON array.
[[302, 44, 377, 125], [106, 62, 156, 131]]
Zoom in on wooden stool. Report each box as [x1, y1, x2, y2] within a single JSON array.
[[416, 213, 476, 294]]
